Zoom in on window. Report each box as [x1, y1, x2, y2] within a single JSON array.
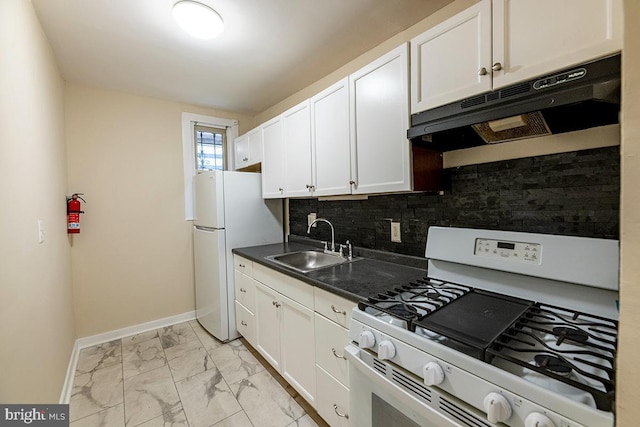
[[181, 112, 238, 220], [195, 124, 225, 171]]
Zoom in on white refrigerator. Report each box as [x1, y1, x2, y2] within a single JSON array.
[[193, 170, 283, 342]]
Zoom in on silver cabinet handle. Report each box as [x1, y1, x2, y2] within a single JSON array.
[[243, 157, 249, 161], [331, 305, 346, 315], [333, 404, 349, 419], [349, 180, 356, 185], [478, 67, 488, 76], [306, 184, 315, 191], [239, 263, 245, 268], [241, 320, 247, 326], [492, 62, 502, 71], [239, 288, 246, 293], [332, 348, 347, 360], [272, 301, 281, 308], [278, 187, 283, 193]]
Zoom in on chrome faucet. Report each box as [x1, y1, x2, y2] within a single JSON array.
[[307, 218, 336, 253]]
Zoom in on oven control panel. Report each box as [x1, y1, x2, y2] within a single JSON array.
[[475, 238, 542, 264]]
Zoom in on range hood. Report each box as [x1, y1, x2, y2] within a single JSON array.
[[407, 54, 620, 151]]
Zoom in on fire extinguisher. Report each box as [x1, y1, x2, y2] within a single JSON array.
[[67, 193, 86, 234]]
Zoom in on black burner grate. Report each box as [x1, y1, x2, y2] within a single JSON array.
[[487, 303, 618, 411]]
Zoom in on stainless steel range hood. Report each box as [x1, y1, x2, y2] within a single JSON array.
[[407, 55, 620, 151]]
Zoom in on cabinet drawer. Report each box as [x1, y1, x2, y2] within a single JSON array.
[[314, 287, 356, 329], [315, 313, 349, 386], [253, 263, 313, 309], [316, 365, 350, 427], [234, 271, 256, 313], [234, 256, 253, 277], [235, 301, 256, 347]]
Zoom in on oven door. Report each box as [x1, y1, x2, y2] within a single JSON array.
[[346, 344, 468, 427]]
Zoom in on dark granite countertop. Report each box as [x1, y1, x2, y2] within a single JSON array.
[[232, 238, 427, 303]]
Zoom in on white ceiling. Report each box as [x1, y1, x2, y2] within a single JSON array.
[[32, 0, 452, 116]]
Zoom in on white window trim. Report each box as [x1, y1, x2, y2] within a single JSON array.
[[182, 112, 239, 220]]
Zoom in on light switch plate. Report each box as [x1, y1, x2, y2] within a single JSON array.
[[391, 221, 401, 243], [38, 220, 45, 244]]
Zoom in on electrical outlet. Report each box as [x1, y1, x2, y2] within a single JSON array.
[[391, 221, 401, 243], [307, 213, 317, 227]]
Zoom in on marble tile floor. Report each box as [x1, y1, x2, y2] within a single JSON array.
[[70, 320, 328, 427]]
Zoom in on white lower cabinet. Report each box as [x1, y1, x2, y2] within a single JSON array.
[[253, 265, 316, 407], [233, 255, 356, 425]]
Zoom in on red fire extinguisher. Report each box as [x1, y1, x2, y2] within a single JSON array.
[[67, 193, 86, 234]]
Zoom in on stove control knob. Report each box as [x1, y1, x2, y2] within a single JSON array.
[[483, 392, 512, 424], [378, 340, 396, 360], [525, 412, 555, 427], [423, 362, 444, 386], [358, 330, 376, 349]]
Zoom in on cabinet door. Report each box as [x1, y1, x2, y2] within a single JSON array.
[[280, 293, 316, 407], [283, 100, 313, 197], [248, 127, 263, 165], [261, 116, 286, 198], [234, 134, 250, 170], [349, 44, 412, 194], [492, 0, 622, 90], [254, 281, 281, 370], [410, 0, 492, 113], [311, 78, 351, 197]]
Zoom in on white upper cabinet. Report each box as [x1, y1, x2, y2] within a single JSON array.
[[311, 78, 351, 197], [410, 0, 622, 114], [282, 100, 313, 198], [350, 44, 412, 194], [492, 0, 622, 89], [261, 116, 286, 198], [411, 1, 492, 114], [234, 127, 263, 170]]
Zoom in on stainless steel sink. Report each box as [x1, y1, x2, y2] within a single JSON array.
[[266, 250, 359, 273]]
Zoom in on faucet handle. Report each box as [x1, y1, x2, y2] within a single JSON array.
[[321, 241, 328, 251], [338, 244, 345, 257]]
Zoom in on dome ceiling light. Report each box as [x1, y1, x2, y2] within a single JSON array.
[[172, 1, 224, 40]]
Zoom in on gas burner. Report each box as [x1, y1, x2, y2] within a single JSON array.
[[552, 326, 589, 345], [534, 354, 572, 376], [387, 303, 418, 318]]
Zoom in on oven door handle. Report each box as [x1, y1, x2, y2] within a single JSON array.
[[344, 344, 464, 427]]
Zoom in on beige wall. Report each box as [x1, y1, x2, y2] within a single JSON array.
[[0, 0, 76, 403], [617, 0, 640, 423], [65, 85, 249, 337]]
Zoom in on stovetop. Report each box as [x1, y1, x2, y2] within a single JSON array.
[[357, 276, 618, 412]]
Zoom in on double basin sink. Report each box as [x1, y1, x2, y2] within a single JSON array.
[[266, 250, 360, 274]]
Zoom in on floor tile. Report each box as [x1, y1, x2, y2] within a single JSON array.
[[159, 322, 198, 349], [70, 403, 125, 427], [285, 414, 320, 427], [167, 345, 215, 382], [123, 365, 181, 426], [122, 337, 166, 379], [211, 411, 253, 427], [190, 320, 225, 353], [122, 329, 159, 347], [209, 340, 265, 385], [70, 363, 123, 422], [175, 368, 242, 427], [136, 407, 189, 427], [76, 340, 122, 374], [230, 370, 305, 427]]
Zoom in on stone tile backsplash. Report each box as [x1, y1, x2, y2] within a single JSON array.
[[289, 147, 620, 257]]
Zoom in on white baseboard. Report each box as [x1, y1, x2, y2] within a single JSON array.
[[59, 310, 196, 403]]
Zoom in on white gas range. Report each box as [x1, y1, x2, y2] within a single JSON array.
[[346, 227, 618, 427]]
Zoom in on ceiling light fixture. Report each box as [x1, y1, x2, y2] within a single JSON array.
[[172, 1, 224, 40]]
